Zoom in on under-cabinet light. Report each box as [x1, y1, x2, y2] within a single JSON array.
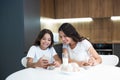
[[40, 17, 93, 23], [111, 16, 120, 20], [55, 18, 93, 23]]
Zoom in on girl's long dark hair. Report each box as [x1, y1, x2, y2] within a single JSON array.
[[58, 23, 85, 42], [33, 29, 54, 48]]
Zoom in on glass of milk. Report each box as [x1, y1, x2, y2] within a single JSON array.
[[62, 53, 68, 65]]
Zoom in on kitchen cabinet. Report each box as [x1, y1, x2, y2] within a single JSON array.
[[74, 18, 113, 43], [40, 0, 55, 18], [89, 0, 113, 18], [90, 18, 112, 43], [40, 0, 120, 18], [55, 0, 89, 18], [112, 21, 120, 41], [113, 0, 120, 16], [54, 0, 113, 18]]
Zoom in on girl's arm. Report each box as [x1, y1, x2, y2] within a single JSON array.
[[26, 57, 49, 68]]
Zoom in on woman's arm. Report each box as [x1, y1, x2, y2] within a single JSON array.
[[88, 46, 102, 65], [68, 58, 89, 67], [53, 55, 62, 67]]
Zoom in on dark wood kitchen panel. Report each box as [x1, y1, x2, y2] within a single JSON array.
[[74, 18, 120, 43], [74, 22, 92, 38], [55, 0, 72, 18], [69, 18, 113, 43], [55, 0, 89, 18], [101, 18, 113, 43], [55, 0, 113, 18], [54, 0, 64, 18], [112, 21, 120, 42], [40, 0, 120, 18], [90, 18, 112, 43], [89, 0, 113, 18], [71, 0, 89, 18], [73, 18, 112, 43], [113, 0, 120, 16], [63, 0, 72, 18], [40, 0, 55, 18]]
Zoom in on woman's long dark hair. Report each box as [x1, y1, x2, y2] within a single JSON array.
[[58, 23, 85, 42], [33, 29, 54, 48]]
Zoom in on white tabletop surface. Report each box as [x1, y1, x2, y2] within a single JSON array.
[[5, 64, 120, 80]]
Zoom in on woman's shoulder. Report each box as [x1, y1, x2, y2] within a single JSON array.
[[78, 39, 92, 46], [79, 39, 90, 44]]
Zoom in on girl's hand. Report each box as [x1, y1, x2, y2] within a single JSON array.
[[36, 58, 49, 68], [53, 61, 61, 67]]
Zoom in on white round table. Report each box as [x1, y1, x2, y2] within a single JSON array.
[[5, 64, 120, 80]]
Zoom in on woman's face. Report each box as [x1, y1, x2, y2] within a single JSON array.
[[40, 33, 51, 50], [59, 31, 72, 44]]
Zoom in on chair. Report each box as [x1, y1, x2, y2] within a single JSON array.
[[21, 57, 27, 67], [53, 43, 63, 60], [100, 55, 119, 66]]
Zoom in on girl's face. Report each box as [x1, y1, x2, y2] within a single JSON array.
[[59, 31, 72, 44], [40, 33, 51, 50]]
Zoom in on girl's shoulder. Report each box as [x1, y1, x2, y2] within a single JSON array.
[[48, 46, 55, 50], [30, 45, 39, 49], [47, 47, 56, 53]]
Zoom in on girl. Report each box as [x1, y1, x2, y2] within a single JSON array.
[[58, 23, 102, 67], [26, 29, 61, 68]]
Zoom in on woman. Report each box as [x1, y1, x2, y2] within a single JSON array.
[[58, 23, 102, 67], [26, 29, 61, 68]]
